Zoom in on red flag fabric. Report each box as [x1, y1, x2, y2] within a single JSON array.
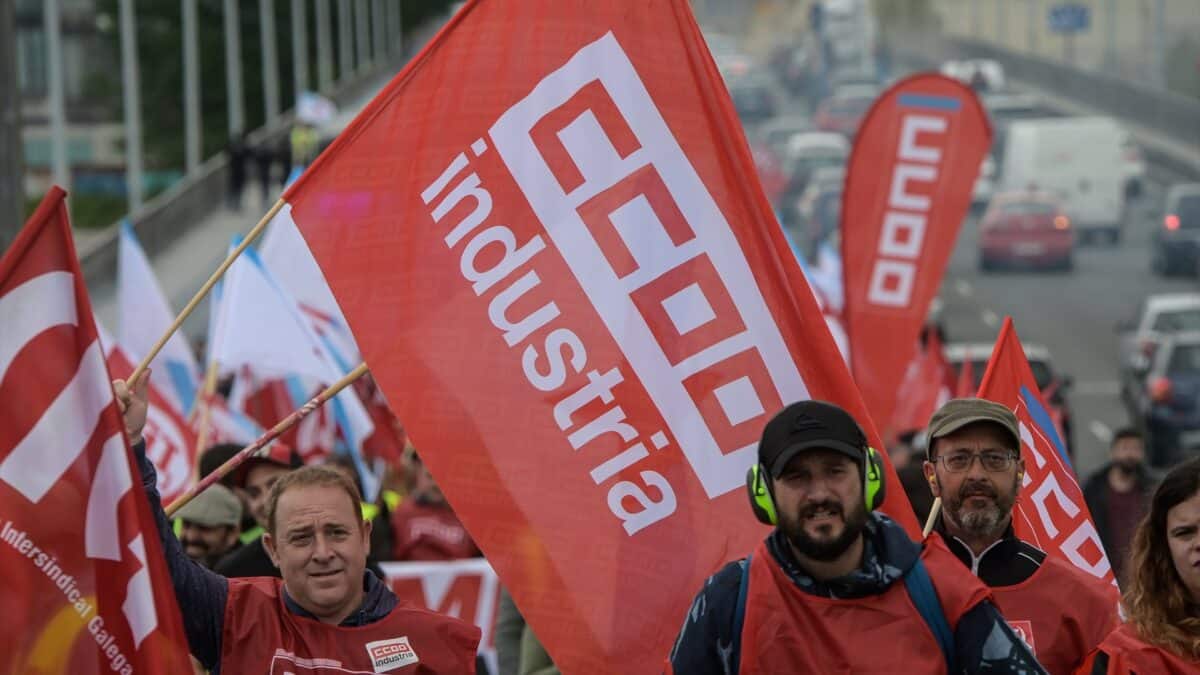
[[888, 332, 951, 440], [841, 74, 991, 430], [0, 187, 192, 673], [955, 354, 977, 398], [239, 374, 337, 465], [977, 318, 1120, 595], [106, 346, 199, 506], [283, 2, 919, 671]]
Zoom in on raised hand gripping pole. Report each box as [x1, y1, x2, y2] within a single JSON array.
[[165, 362, 368, 518]]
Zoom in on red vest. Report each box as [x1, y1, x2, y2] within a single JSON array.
[[391, 502, 481, 561], [739, 534, 991, 674], [220, 577, 481, 674], [1083, 623, 1200, 675], [989, 555, 1119, 675]]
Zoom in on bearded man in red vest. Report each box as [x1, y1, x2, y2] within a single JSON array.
[[667, 400, 1046, 674], [115, 372, 480, 674], [923, 398, 1118, 675]]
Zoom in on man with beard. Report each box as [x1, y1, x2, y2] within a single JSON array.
[[668, 400, 1045, 674], [174, 483, 243, 568], [924, 399, 1117, 675], [1082, 428, 1154, 582]]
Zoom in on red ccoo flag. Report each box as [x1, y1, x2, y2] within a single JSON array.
[[841, 74, 991, 431], [280, 1, 920, 671], [887, 331, 951, 442], [978, 318, 1120, 593], [0, 188, 192, 673], [955, 353, 977, 398]]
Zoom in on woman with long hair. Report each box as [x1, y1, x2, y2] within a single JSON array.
[[1078, 457, 1200, 673]]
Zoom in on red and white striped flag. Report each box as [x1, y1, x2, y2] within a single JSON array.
[[0, 187, 192, 673]]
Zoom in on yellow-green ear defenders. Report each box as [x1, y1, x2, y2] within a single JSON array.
[[745, 447, 887, 526]]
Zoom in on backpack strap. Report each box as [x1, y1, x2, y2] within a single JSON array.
[[903, 557, 956, 673], [729, 554, 751, 675]]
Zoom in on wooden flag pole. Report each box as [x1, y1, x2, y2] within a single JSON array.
[[923, 497, 942, 538], [165, 361, 368, 518], [129, 198, 285, 386], [192, 359, 221, 458]]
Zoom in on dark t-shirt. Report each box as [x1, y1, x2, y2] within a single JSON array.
[[1106, 486, 1146, 580]]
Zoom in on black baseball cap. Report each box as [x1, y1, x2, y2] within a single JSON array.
[[758, 401, 868, 478]]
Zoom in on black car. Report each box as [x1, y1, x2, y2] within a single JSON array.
[[1151, 183, 1200, 276]]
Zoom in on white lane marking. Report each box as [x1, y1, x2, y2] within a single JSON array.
[[1072, 380, 1121, 396], [982, 309, 999, 327], [1090, 420, 1113, 444], [955, 279, 972, 297]]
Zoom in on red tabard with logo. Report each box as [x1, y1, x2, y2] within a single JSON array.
[[989, 555, 1118, 675], [739, 534, 990, 674], [220, 577, 481, 674], [1085, 623, 1200, 675]]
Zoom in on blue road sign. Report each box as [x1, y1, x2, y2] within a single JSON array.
[[1048, 4, 1091, 34]]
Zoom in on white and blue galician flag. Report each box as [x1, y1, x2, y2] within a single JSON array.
[[118, 221, 201, 414], [259, 168, 363, 365], [209, 233, 378, 499]]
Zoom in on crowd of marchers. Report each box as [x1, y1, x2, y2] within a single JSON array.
[[114, 364, 1197, 674]]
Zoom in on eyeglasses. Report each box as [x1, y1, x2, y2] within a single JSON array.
[[935, 451, 1018, 473]]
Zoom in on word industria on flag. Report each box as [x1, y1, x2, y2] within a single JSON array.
[[415, 34, 720, 536]]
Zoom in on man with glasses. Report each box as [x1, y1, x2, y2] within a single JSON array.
[[923, 399, 1118, 675]]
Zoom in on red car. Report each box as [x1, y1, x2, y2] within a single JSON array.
[[978, 191, 1074, 271]]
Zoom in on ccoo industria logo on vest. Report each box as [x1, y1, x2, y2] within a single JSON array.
[[365, 636, 419, 672]]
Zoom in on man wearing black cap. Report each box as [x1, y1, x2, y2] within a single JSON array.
[[667, 400, 1046, 674], [923, 398, 1116, 675]]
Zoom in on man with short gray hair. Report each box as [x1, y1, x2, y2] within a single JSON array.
[[923, 398, 1116, 675]]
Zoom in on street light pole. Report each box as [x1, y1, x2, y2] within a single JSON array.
[[291, 0, 308, 100], [183, 0, 202, 174], [0, 0, 24, 245], [119, 0, 143, 210], [337, 0, 352, 81], [224, 0, 245, 137], [44, 0, 69, 192], [259, 0, 280, 123], [315, 0, 332, 92], [355, 0, 369, 71], [372, 0, 385, 64], [392, 0, 403, 57]]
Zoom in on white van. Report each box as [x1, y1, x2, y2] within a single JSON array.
[[1000, 117, 1128, 244]]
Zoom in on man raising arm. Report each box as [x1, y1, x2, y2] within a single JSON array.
[[114, 372, 480, 673]]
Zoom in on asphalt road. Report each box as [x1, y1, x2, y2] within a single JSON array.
[[936, 173, 1196, 481], [751, 56, 1199, 482]]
